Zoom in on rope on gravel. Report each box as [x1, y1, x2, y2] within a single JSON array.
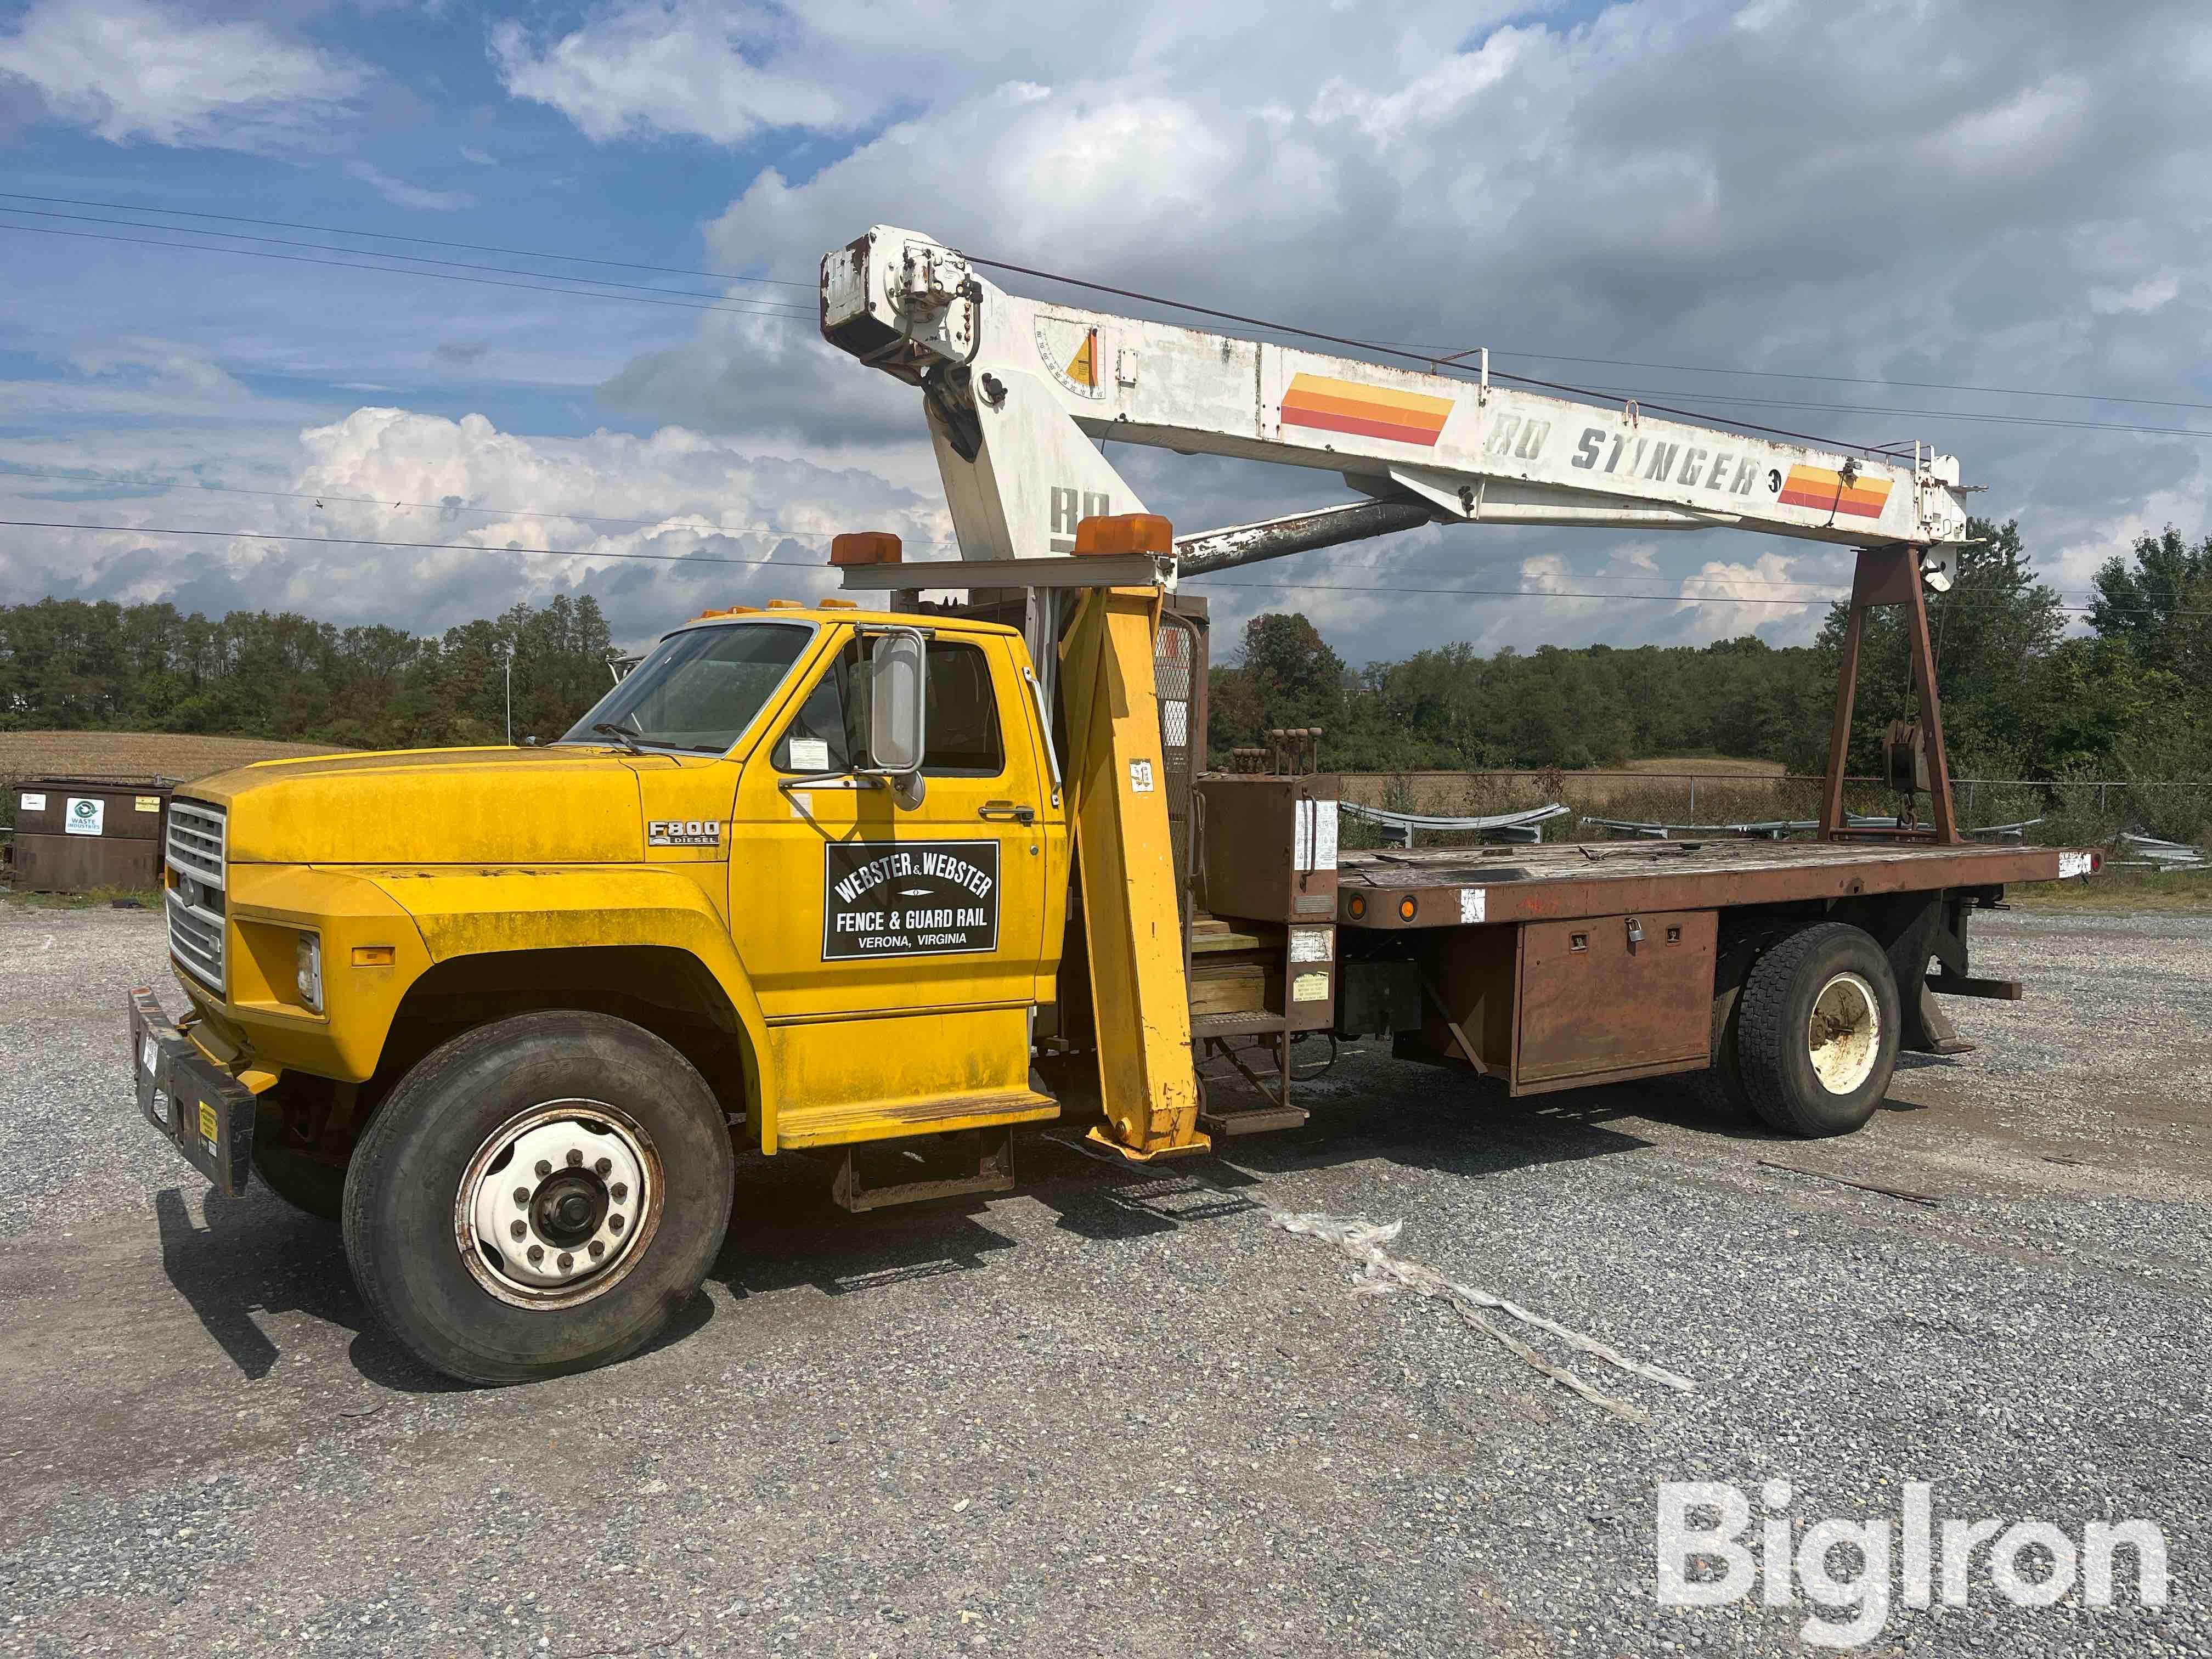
[[1264, 1209, 1696, 1424]]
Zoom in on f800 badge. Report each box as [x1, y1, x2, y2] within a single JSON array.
[[648, 820, 722, 847]]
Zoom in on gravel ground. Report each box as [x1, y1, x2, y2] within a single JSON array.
[[1, 901, 2207, 1657]]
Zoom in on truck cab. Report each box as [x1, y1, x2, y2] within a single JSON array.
[[132, 601, 1076, 1382]]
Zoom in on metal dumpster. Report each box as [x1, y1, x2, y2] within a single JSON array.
[[10, 777, 172, 892]]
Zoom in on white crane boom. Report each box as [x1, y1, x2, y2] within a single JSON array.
[[821, 225, 1970, 573]]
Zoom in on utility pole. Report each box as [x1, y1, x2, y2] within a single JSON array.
[[504, 642, 516, 745]]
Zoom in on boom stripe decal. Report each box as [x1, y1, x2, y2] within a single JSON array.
[[1777, 464, 1894, 519], [1282, 373, 1454, 448]]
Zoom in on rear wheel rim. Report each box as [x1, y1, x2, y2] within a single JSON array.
[[453, 1099, 664, 1310], [1806, 972, 1881, 1095]]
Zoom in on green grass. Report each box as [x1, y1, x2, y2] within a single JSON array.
[[2007, 871, 2212, 914], [2, 884, 164, 911]]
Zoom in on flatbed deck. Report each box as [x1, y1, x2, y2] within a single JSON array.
[[1336, 838, 2075, 929]]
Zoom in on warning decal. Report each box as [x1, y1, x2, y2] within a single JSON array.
[[823, 839, 1000, 960]]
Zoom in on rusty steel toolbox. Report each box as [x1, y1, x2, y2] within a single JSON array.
[[129, 987, 255, 1198], [1195, 774, 1341, 923]]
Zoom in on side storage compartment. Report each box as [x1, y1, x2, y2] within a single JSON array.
[[1511, 910, 1718, 1094]]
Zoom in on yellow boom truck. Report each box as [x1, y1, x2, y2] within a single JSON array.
[[128, 227, 2098, 1383]]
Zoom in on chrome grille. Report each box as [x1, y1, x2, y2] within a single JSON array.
[[166, 799, 225, 889], [166, 891, 225, 991], [165, 799, 226, 992]]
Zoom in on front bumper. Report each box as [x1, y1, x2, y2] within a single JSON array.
[[129, 987, 256, 1197]]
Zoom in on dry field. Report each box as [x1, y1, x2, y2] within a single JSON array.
[[0, 730, 347, 788]]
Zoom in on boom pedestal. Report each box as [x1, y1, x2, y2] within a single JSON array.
[[1058, 582, 1209, 1160]]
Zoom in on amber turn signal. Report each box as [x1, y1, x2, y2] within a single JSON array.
[[830, 531, 902, 566], [1071, 513, 1173, 557]]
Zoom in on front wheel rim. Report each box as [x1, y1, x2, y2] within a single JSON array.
[[1807, 971, 1881, 1095], [454, 1099, 664, 1310]]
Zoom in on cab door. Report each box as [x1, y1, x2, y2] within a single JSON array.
[[725, 624, 1057, 1135]]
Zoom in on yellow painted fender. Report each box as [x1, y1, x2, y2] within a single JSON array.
[[358, 866, 776, 1125]]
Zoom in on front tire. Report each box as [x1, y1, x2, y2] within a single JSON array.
[[341, 1011, 733, 1385], [1737, 922, 1900, 1138]]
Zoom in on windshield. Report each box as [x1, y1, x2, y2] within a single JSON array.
[[560, 622, 812, 753]]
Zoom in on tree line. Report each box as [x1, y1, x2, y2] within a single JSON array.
[[1209, 518, 2212, 783], [0, 593, 619, 749], [3, 515, 2206, 786]]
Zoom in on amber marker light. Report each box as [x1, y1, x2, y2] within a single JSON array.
[[1397, 895, 1418, 922], [352, 945, 396, 967], [1347, 894, 1366, 920]]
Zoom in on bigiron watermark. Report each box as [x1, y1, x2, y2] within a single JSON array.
[[1656, 1480, 2169, 1647]]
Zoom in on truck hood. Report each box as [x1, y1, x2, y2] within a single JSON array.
[[183, 745, 652, 866]]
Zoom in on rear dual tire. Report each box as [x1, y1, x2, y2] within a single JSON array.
[[341, 1011, 732, 1386]]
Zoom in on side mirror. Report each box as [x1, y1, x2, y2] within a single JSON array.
[[861, 628, 927, 786]]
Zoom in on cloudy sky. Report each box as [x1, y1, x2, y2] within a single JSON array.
[[2, 0, 2208, 663]]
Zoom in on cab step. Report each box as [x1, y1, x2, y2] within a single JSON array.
[[776, 1088, 1058, 1150], [829, 1125, 1017, 1212], [1198, 1103, 1309, 1137]]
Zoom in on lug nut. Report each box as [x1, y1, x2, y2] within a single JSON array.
[[510, 1220, 527, 1241], [567, 1148, 583, 1167], [557, 1252, 573, 1271], [608, 1213, 625, 1233], [512, 1186, 529, 1206], [589, 1240, 605, 1259], [527, 1245, 544, 1263], [535, 1159, 551, 1178], [595, 1156, 612, 1176], [611, 1182, 628, 1202]]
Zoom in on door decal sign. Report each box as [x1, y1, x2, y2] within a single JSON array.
[[823, 839, 1000, 960]]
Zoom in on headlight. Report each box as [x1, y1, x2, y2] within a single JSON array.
[[295, 932, 323, 1012]]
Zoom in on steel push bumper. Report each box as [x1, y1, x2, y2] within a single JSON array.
[[128, 988, 254, 1197]]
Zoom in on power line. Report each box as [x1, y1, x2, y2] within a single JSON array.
[[15, 189, 2205, 428], [12, 205, 2209, 448], [1180, 573, 2201, 617], [0, 469, 2121, 606], [969, 254, 1914, 455], [0, 223, 815, 321], [0, 517, 839, 568], [0, 190, 812, 289], [1564, 382, 2212, 441], [0, 206, 816, 312], [4, 463, 2114, 603], [3, 520, 2182, 614], [1488, 349, 2212, 416], [0, 464, 947, 545], [970, 253, 2212, 450]]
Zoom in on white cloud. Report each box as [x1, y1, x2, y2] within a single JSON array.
[[345, 160, 475, 212], [0, 0, 368, 150], [556, 0, 2212, 664], [2089, 275, 2180, 317], [0, 407, 953, 646], [15, 0, 2212, 674], [489, 0, 856, 144]]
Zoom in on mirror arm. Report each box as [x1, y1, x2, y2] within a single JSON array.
[[777, 770, 885, 791]]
